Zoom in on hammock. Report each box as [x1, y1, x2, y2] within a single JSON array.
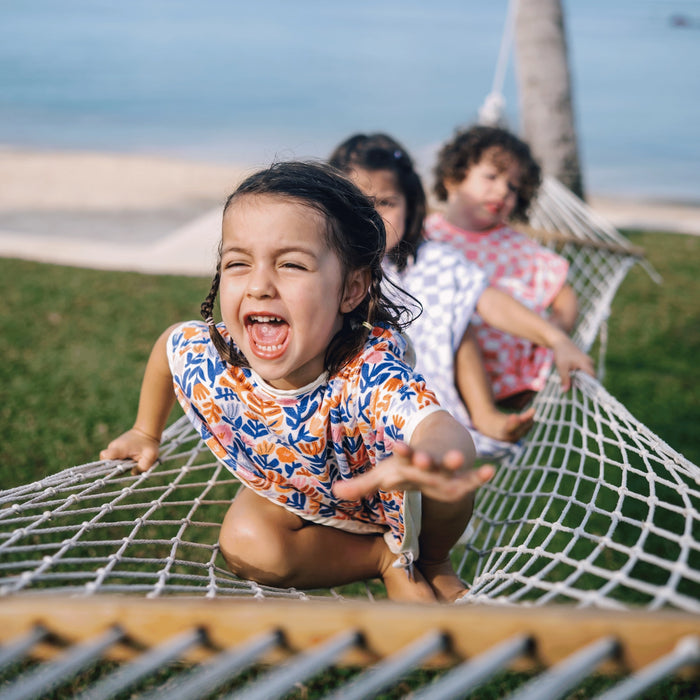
[[1, 177, 698, 613], [3, 10, 698, 700]]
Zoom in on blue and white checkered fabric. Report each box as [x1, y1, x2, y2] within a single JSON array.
[[384, 241, 516, 457]]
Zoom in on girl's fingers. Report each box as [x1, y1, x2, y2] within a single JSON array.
[[333, 460, 496, 503], [441, 449, 467, 471], [409, 450, 434, 470], [100, 445, 124, 461], [476, 464, 496, 484], [137, 448, 160, 472], [392, 441, 413, 459], [332, 470, 385, 501]]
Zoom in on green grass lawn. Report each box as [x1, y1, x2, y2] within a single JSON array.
[[1, 229, 697, 490], [0, 262, 206, 487], [602, 230, 699, 466]]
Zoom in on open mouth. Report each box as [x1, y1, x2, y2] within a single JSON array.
[[245, 314, 290, 359]]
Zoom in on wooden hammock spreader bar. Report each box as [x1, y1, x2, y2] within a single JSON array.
[[1, 596, 698, 673], [516, 224, 646, 257]]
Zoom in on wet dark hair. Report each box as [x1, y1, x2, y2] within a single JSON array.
[[433, 125, 542, 221], [200, 160, 419, 376], [329, 133, 426, 272]]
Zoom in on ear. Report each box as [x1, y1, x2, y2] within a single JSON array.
[[340, 268, 371, 314]]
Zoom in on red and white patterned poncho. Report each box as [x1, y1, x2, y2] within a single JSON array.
[[425, 212, 570, 400]]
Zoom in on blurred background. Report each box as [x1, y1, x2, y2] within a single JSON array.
[[1, 0, 699, 202]]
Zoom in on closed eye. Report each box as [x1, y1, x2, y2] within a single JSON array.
[[222, 259, 249, 271]]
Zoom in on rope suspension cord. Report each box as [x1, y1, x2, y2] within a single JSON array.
[[478, 0, 519, 126]]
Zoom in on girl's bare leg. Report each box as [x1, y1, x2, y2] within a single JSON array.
[[219, 487, 436, 602], [417, 492, 475, 603], [456, 328, 535, 442]]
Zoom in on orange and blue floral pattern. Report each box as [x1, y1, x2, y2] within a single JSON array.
[[167, 322, 442, 553]]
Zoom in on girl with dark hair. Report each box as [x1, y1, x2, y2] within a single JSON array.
[[428, 125, 580, 407], [101, 160, 494, 603], [330, 134, 593, 455]]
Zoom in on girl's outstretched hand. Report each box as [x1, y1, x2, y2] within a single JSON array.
[[551, 335, 595, 392], [332, 442, 495, 503], [100, 428, 160, 474]]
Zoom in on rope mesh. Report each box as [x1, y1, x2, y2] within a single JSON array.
[[1, 178, 698, 611], [458, 371, 700, 611]]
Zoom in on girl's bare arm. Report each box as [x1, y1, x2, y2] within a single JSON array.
[[548, 284, 579, 333], [332, 410, 493, 503], [476, 286, 593, 390], [100, 325, 179, 471]]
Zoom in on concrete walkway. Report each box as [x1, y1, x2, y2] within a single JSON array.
[[0, 206, 223, 276], [0, 149, 247, 276]]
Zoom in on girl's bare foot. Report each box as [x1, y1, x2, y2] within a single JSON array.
[[417, 558, 468, 603], [473, 406, 535, 443]]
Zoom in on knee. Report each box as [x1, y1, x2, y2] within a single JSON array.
[[218, 514, 297, 587]]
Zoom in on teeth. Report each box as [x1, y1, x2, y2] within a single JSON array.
[[249, 315, 283, 323], [258, 344, 284, 351]]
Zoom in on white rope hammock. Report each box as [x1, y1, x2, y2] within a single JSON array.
[[1, 179, 698, 611], [2, 0, 697, 614]]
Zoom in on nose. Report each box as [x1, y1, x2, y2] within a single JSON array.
[[493, 176, 509, 199], [246, 264, 275, 298]]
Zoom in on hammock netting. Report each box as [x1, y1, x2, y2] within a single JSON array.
[[1, 178, 699, 611]]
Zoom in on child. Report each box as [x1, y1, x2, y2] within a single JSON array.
[[427, 125, 579, 408], [329, 133, 593, 454], [101, 160, 494, 604]]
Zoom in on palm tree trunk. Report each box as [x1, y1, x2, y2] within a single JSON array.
[[514, 0, 585, 198]]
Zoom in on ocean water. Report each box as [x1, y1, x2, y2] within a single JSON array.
[[0, 0, 698, 201]]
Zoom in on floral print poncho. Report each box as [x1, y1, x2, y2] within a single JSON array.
[[167, 321, 444, 558]]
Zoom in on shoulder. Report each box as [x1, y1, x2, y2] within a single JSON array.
[[415, 238, 474, 268], [414, 237, 454, 261], [337, 326, 413, 382], [361, 325, 413, 367], [423, 214, 485, 249], [333, 326, 441, 423], [167, 321, 232, 366], [500, 225, 568, 264], [412, 240, 488, 287], [168, 321, 211, 350], [424, 212, 448, 237]]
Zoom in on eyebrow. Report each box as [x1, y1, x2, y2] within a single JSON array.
[[220, 244, 319, 258]]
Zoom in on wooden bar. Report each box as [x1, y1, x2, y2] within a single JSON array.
[[1, 596, 698, 673], [517, 224, 646, 256]]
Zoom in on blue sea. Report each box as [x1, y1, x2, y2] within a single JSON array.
[[1, 0, 699, 201]]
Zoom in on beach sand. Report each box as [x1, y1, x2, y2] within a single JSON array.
[[0, 148, 250, 276], [1, 148, 699, 276]]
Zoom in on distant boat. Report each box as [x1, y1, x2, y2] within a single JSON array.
[[669, 14, 700, 28]]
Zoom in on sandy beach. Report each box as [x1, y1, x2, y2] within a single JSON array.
[[1, 148, 699, 277]]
